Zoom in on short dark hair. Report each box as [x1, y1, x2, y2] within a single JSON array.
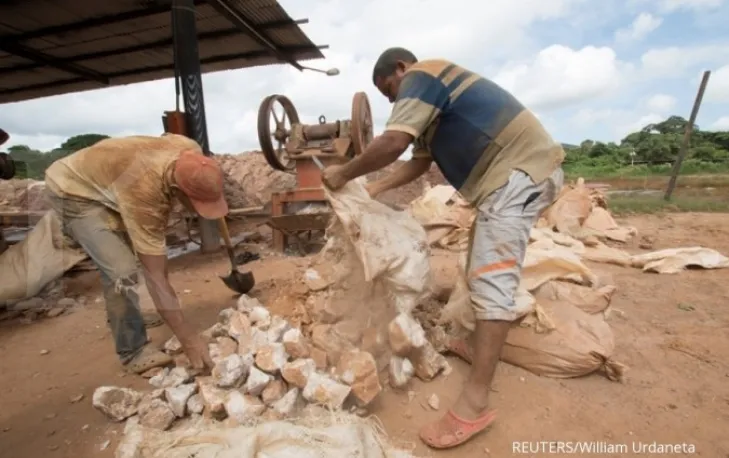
[[372, 47, 418, 85]]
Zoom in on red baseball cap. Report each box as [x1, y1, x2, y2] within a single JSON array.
[[173, 149, 228, 219]]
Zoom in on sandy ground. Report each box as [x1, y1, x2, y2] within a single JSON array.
[[1, 212, 728, 457]]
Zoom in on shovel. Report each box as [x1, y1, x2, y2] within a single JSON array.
[[217, 218, 255, 295]]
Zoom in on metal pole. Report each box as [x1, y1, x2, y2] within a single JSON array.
[[171, 0, 221, 252], [664, 70, 711, 201]]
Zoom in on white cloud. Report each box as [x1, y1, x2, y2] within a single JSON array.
[[615, 13, 663, 43], [640, 44, 729, 79], [493, 45, 626, 111], [704, 64, 729, 102], [709, 116, 729, 130], [0, 0, 727, 153], [658, 0, 725, 12], [572, 108, 665, 140], [0, 0, 589, 154], [646, 94, 677, 112]]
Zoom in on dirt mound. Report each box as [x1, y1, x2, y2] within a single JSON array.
[[0, 179, 48, 211], [0, 156, 447, 213], [369, 162, 446, 208], [214, 155, 447, 209], [215, 152, 296, 208]]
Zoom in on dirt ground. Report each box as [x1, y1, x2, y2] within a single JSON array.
[[1, 212, 728, 458]]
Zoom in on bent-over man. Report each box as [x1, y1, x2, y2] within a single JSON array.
[[321, 48, 564, 449], [44, 134, 226, 374]]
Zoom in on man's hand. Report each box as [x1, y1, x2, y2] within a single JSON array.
[[321, 164, 349, 191], [179, 332, 214, 374]]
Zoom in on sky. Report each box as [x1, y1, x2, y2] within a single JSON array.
[[1, 0, 729, 157]]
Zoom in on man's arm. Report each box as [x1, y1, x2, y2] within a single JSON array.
[[338, 69, 449, 183], [137, 254, 189, 336], [367, 156, 433, 197], [338, 131, 413, 182], [138, 253, 213, 370]]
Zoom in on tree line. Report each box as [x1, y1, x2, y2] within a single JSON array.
[[563, 115, 729, 177], [2, 115, 729, 180]]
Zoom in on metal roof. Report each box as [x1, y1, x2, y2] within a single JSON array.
[[0, 0, 327, 104]]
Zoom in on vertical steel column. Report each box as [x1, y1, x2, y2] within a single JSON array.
[[171, 0, 221, 252]]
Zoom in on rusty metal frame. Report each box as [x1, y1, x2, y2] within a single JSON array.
[[270, 185, 329, 252]]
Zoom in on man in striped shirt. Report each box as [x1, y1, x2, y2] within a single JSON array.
[[322, 47, 564, 449]]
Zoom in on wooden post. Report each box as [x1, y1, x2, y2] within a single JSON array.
[[664, 70, 711, 201]]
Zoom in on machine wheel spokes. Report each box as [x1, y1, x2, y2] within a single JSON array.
[[257, 94, 299, 172], [351, 92, 374, 157]]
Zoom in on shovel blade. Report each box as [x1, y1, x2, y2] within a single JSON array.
[[220, 270, 255, 295]]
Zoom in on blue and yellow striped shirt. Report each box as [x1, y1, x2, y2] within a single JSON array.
[[384, 59, 564, 205]]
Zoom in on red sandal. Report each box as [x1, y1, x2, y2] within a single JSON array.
[[419, 408, 497, 449], [446, 337, 474, 364]]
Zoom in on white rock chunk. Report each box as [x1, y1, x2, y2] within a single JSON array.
[[165, 383, 197, 417], [270, 388, 300, 416], [186, 394, 204, 415], [302, 373, 351, 410], [149, 367, 192, 389], [212, 353, 253, 388], [266, 316, 291, 343], [236, 294, 264, 313], [228, 312, 252, 343], [218, 308, 237, 325], [389, 356, 414, 388], [282, 328, 310, 359], [225, 391, 266, 424], [388, 313, 427, 356], [138, 398, 176, 430], [202, 322, 228, 340], [427, 393, 440, 411], [244, 366, 273, 396], [281, 358, 316, 389], [148, 368, 170, 388], [92, 386, 142, 422], [411, 341, 449, 381], [196, 377, 228, 419], [261, 379, 287, 405], [163, 336, 183, 355], [255, 343, 289, 374], [249, 328, 271, 354], [141, 389, 166, 404], [249, 306, 271, 328]]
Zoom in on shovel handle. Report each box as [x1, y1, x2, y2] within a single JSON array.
[[217, 218, 239, 267], [218, 218, 233, 247]]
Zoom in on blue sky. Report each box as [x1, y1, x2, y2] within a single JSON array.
[[1, 0, 727, 154]]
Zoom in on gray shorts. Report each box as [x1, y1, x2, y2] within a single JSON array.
[[467, 167, 563, 321]]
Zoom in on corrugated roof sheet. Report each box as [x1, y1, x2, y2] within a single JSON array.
[[0, 0, 326, 103]]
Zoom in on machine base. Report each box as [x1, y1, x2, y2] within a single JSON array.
[[269, 188, 331, 253]]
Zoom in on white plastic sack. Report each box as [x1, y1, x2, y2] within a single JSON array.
[[117, 414, 416, 458], [323, 178, 430, 314], [0, 210, 87, 303], [630, 247, 729, 274]]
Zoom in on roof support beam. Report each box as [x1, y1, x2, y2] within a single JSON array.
[[202, 0, 303, 71], [0, 45, 328, 97], [0, 0, 207, 43], [0, 41, 109, 84], [0, 19, 310, 76]]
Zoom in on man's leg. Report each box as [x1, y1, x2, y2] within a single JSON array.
[[420, 167, 563, 449], [56, 200, 171, 372]]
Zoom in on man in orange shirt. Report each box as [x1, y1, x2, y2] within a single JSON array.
[[45, 134, 227, 374]]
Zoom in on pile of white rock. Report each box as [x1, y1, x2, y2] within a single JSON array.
[[92, 294, 450, 431]]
